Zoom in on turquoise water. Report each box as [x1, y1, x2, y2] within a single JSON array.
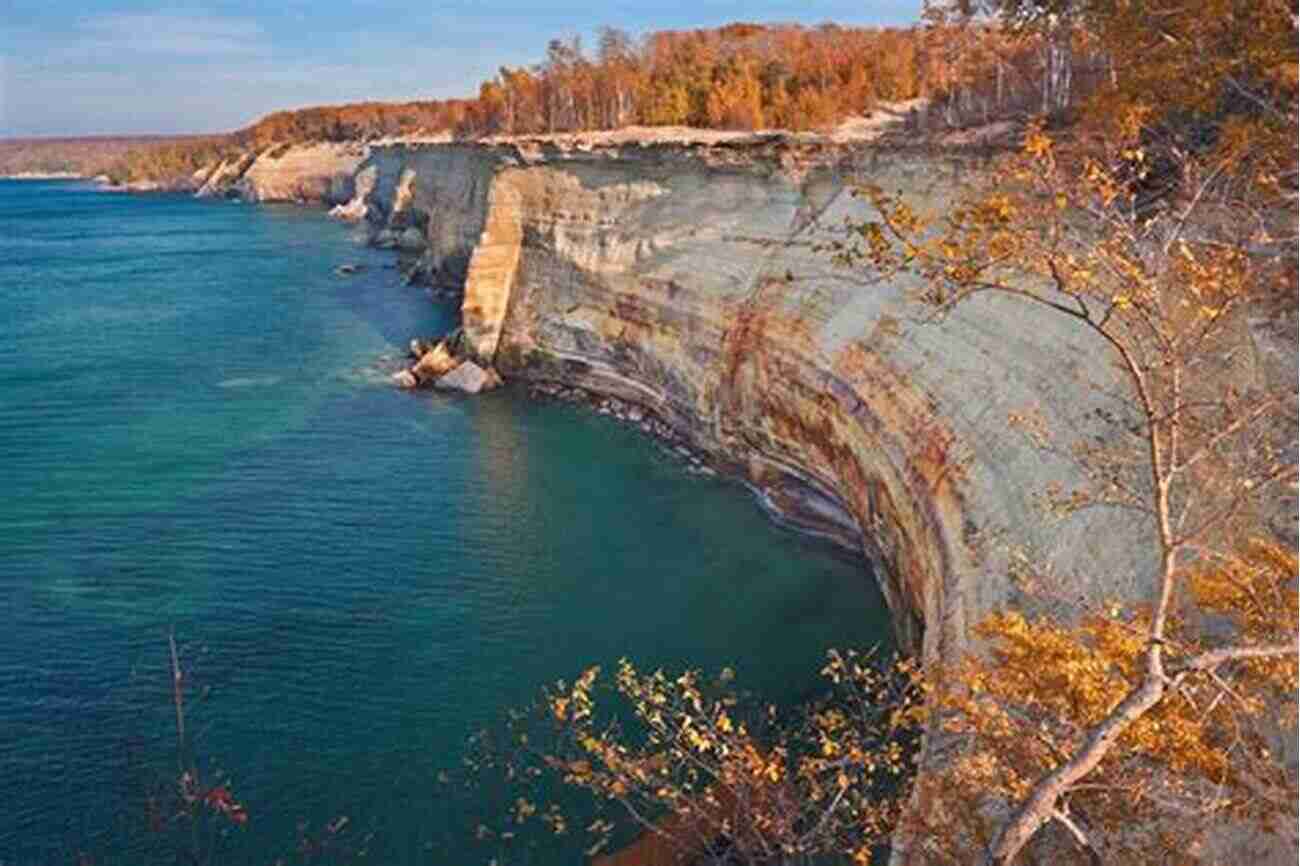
[[0, 180, 892, 864]]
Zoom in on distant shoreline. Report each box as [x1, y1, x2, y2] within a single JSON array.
[[0, 171, 87, 180]]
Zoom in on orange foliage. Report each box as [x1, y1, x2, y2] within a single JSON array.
[[116, 17, 1108, 182], [915, 544, 1299, 863], [119, 1, 1235, 187]]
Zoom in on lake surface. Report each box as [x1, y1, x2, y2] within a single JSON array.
[[0, 179, 892, 864]]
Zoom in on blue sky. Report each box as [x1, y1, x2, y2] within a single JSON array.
[[1, 2, 924, 138]]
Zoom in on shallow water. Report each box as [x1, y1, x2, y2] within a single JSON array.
[[0, 179, 892, 864]]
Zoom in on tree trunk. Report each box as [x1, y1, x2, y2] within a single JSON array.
[[985, 666, 1167, 865]]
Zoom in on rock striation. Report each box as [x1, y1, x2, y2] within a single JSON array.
[[196, 142, 366, 203], [194, 133, 1160, 662], [185, 130, 1293, 862], [341, 137, 1156, 664]]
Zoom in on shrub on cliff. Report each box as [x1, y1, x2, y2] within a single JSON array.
[[462, 654, 924, 865]]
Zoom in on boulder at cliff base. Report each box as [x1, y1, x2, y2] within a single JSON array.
[[412, 344, 460, 384], [433, 361, 502, 395]]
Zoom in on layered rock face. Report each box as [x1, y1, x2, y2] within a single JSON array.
[[350, 144, 503, 290], [195, 134, 1157, 659], [197, 142, 366, 203], [188, 134, 1291, 860], [352, 138, 1155, 661]]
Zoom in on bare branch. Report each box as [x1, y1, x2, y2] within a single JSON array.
[[1051, 808, 1104, 866], [1170, 397, 1282, 476], [1177, 642, 1300, 676]]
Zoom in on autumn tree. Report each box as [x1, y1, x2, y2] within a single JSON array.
[[845, 2, 1298, 860], [706, 59, 765, 130], [464, 654, 924, 865], [902, 540, 1299, 864], [596, 28, 642, 129], [116, 17, 1038, 177]]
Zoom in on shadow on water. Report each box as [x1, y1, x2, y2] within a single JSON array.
[[325, 234, 461, 348]]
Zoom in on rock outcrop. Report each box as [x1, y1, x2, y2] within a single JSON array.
[[181, 128, 1292, 861], [389, 328, 502, 394], [329, 164, 378, 220], [195, 152, 258, 197], [433, 360, 502, 394], [197, 142, 366, 204], [411, 342, 459, 384]]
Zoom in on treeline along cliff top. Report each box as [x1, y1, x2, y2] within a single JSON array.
[[94, 17, 1109, 184]]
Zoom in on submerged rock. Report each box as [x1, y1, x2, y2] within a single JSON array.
[[391, 370, 418, 389], [397, 227, 426, 251], [433, 361, 502, 395]]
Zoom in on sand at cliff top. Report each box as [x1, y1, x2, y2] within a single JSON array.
[[375, 99, 930, 148], [480, 99, 930, 147], [374, 99, 1017, 150]]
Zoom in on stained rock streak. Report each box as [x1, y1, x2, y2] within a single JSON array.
[[197, 134, 1158, 666]]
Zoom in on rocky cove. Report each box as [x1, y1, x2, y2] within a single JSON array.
[[179, 135, 1207, 864], [6, 176, 923, 866], [73, 115, 1300, 866], [186, 132, 1163, 671]]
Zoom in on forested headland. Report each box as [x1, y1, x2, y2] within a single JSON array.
[[0, 135, 212, 178], [96, 16, 1108, 184]]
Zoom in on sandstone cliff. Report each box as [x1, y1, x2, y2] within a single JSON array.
[[338, 137, 1157, 664], [189, 133, 1162, 660], [184, 131, 1291, 864], [196, 142, 366, 203]]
